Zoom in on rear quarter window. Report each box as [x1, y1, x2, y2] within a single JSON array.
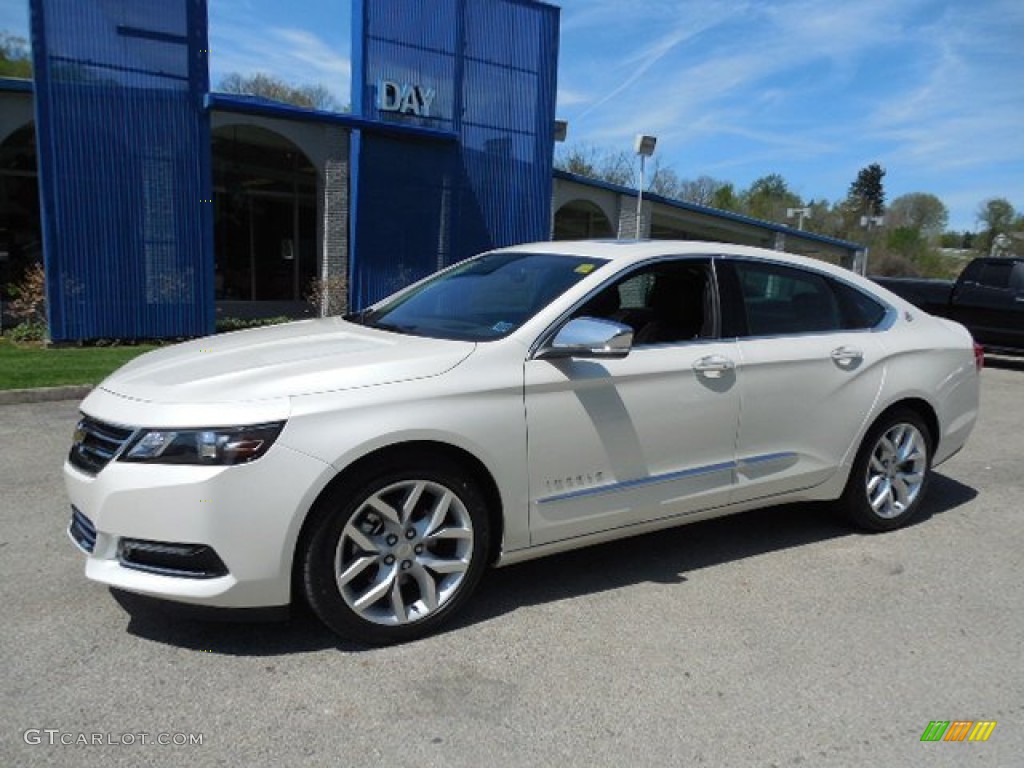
[[831, 280, 887, 330], [729, 260, 887, 336]]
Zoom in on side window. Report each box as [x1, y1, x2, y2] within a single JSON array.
[[733, 261, 843, 336], [574, 259, 713, 345], [1011, 264, 1024, 294], [974, 261, 1014, 290]]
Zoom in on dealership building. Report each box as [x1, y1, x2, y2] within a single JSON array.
[[0, 0, 863, 341]]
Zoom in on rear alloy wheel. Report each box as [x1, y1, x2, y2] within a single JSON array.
[[302, 458, 490, 644], [842, 409, 932, 532]]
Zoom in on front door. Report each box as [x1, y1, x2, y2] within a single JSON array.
[[524, 258, 742, 545]]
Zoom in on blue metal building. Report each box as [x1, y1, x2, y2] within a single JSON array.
[[25, 0, 559, 341], [1, 0, 864, 341]]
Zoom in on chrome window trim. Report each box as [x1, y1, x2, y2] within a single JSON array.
[[723, 255, 898, 337]]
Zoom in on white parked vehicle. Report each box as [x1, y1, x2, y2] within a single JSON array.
[[65, 241, 981, 644]]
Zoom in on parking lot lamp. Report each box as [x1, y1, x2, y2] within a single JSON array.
[[634, 134, 657, 238]]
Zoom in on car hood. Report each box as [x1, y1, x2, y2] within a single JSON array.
[[97, 318, 476, 404]]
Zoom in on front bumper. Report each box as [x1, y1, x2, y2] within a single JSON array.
[[64, 442, 332, 609]]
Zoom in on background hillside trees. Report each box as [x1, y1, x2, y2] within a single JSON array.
[[554, 146, 1020, 276], [218, 72, 342, 112], [0, 32, 32, 78]]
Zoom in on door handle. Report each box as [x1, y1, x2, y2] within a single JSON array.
[[693, 355, 735, 378], [830, 346, 864, 367]]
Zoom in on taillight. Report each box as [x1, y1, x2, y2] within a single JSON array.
[[973, 342, 985, 371]]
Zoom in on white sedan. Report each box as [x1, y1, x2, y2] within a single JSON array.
[[65, 241, 981, 644]]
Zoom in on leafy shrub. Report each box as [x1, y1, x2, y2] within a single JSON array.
[[215, 316, 291, 333], [8, 263, 47, 325], [305, 275, 348, 316], [6, 321, 48, 344]]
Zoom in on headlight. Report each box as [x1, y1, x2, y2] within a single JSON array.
[[119, 422, 285, 465]]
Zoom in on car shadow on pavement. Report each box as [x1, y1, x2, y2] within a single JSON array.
[[112, 472, 976, 654], [453, 472, 977, 633], [111, 589, 360, 654], [984, 355, 1024, 372]]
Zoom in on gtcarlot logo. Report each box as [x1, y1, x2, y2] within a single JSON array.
[[23, 729, 204, 746], [920, 721, 997, 742]]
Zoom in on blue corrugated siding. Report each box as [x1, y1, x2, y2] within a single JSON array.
[[30, 0, 213, 340], [351, 0, 559, 309]]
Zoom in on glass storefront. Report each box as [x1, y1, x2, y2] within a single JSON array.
[[0, 124, 41, 302], [212, 125, 317, 302]]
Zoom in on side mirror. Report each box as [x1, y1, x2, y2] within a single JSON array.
[[536, 317, 633, 360]]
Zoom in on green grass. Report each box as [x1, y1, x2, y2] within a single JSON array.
[[0, 338, 159, 390]]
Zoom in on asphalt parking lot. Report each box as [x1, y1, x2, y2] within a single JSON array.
[[2, 363, 1022, 767]]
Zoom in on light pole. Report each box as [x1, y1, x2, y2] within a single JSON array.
[[634, 134, 657, 238], [858, 214, 884, 275], [786, 206, 811, 230]]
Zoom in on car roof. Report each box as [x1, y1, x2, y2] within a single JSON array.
[[491, 239, 863, 283]]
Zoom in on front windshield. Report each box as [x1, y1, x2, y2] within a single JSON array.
[[352, 252, 608, 341]]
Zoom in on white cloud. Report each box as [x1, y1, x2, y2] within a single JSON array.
[[555, 0, 1023, 227], [208, 1, 350, 103], [858, 3, 1024, 187]]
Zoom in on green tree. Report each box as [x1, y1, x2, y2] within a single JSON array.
[[940, 231, 974, 250], [555, 143, 600, 178], [676, 175, 730, 208], [647, 164, 681, 198], [801, 199, 847, 240], [975, 197, 1016, 253], [711, 182, 740, 212], [218, 72, 341, 111], [886, 193, 948, 239], [0, 31, 32, 79], [977, 197, 1015, 231], [554, 144, 638, 188], [873, 227, 954, 278], [741, 173, 801, 222], [596, 149, 635, 187], [870, 253, 919, 277], [848, 163, 886, 217]]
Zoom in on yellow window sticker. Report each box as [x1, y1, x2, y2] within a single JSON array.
[[574, 263, 596, 275]]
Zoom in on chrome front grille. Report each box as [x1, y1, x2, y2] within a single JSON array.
[[69, 416, 135, 475]]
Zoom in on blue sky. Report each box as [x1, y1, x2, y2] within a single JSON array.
[[555, 0, 1024, 233], [5, 0, 1022, 232]]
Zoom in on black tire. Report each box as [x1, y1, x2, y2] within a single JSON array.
[[841, 408, 933, 532], [301, 454, 490, 645]]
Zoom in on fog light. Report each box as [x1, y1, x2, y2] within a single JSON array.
[[118, 539, 228, 579]]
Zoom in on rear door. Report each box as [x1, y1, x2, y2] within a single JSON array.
[[718, 259, 890, 503]]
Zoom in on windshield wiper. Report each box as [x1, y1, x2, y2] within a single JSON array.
[[369, 321, 419, 336], [344, 309, 371, 325]]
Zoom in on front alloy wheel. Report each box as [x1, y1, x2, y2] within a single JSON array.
[[335, 479, 474, 626], [843, 409, 932, 532], [303, 457, 490, 644]]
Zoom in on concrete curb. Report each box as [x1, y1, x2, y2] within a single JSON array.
[[0, 385, 93, 405]]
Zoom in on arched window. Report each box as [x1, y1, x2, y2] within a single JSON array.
[[553, 199, 614, 240], [212, 124, 318, 302]]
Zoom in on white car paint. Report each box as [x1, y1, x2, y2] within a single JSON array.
[[64, 241, 980, 613]]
